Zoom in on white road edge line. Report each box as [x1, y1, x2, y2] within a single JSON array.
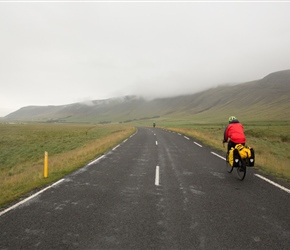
[[211, 152, 290, 194], [155, 166, 160, 186], [255, 174, 290, 194], [211, 152, 225, 160], [112, 145, 120, 151], [184, 136, 190, 140], [194, 142, 203, 148], [0, 179, 65, 217], [0, 133, 137, 217], [88, 155, 105, 166]]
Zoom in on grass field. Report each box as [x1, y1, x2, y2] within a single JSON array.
[[0, 123, 135, 208]]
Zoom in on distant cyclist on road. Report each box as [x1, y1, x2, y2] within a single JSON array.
[[223, 116, 246, 153]]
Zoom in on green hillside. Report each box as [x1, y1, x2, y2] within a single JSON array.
[[4, 69, 290, 123]]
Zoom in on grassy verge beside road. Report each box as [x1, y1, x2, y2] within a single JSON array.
[[0, 123, 135, 208], [163, 121, 290, 184], [2, 120, 289, 208]]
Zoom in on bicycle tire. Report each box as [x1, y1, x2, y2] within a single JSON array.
[[237, 159, 246, 180]]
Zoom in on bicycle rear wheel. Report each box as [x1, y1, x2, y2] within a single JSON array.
[[237, 160, 246, 180]]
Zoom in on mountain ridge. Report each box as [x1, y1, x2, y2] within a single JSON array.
[[3, 69, 290, 123]]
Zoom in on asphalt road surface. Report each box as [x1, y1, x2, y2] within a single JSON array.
[[1, 127, 290, 250]]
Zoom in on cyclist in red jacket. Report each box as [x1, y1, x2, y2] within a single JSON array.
[[223, 116, 246, 153]]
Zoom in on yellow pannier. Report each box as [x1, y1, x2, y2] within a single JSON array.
[[235, 144, 251, 159]]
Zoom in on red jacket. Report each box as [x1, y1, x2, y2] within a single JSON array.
[[224, 121, 246, 143]]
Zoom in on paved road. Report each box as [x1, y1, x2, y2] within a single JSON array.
[[1, 127, 290, 249]]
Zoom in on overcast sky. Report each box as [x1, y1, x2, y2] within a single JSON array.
[[1, 1, 290, 116]]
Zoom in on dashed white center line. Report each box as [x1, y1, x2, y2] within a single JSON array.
[[155, 166, 160, 186], [156, 141, 158, 146]]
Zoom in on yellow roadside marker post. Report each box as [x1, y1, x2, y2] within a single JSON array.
[[44, 151, 48, 178]]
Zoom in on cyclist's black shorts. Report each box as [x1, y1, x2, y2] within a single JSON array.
[[228, 140, 245, 152]]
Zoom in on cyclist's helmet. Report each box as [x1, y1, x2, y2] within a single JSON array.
[[228, 116, 237, 123]]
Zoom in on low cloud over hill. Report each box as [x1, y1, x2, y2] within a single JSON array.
[[4, 70, 290, 123]]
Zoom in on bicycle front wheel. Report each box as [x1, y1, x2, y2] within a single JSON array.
[[237, 160, 246, 180]]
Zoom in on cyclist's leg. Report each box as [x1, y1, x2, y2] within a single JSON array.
[[228, 140, 236, 153]]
